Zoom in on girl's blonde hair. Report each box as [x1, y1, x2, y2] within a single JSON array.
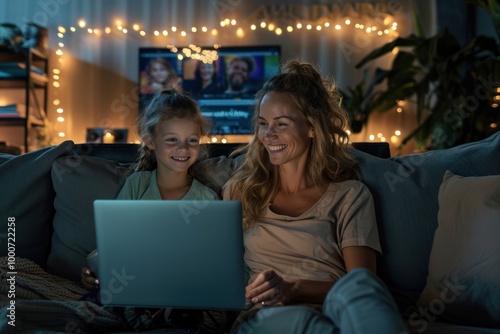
[[230, 60, 358, 231], [135, 89, 210, 173]]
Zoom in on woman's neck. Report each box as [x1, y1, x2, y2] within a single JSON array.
[[278, 162, 312, 194]]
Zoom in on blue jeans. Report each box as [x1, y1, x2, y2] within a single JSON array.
[[234, 268, 407, 334]]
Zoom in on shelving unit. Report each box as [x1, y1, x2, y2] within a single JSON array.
[[0, 47, 49, 154]]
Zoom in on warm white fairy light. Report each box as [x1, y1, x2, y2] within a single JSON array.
[[237, 27, 245, 38], [57, 116, 65, 122], [47, 13, 399, 146]]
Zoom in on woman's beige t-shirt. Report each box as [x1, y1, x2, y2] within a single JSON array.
[[226, 180, 381, 285]]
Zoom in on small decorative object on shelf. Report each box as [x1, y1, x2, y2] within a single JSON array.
[[0, 24, 49, 153], [86, 128, 129, 144]]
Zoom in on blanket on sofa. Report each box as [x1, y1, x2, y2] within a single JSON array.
[[0, 256, 153, 332]]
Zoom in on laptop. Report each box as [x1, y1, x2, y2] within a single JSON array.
[[92, 199, 246, 310]]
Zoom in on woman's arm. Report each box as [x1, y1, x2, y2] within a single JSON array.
[[343, 245, 377, 273], [245, 269, 335, 306], [246, 246, 377, 306]]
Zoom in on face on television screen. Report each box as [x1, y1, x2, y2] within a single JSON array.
[[139, 45, 281, 135]]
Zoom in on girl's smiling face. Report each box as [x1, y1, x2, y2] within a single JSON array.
[[147, 117, 201, 175]]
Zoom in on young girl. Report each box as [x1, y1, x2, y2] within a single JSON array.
[[81, 89, 218, 290], [140, 58, 181, 94]]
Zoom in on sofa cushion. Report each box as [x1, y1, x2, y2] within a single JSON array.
[[47, 155, 129, 282], [0, 141, 74, 268], [417, 171, 500, 327], [349, 132, 500, 312]]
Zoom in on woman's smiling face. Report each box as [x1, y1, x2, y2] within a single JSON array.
[[257, 91, 313, 167]]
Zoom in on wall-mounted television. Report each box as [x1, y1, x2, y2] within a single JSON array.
[[138, 45, 281, 135]]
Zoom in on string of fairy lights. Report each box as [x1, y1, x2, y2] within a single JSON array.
[[50, 14, 401, 142]]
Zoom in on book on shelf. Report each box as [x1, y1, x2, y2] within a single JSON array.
[[0, 62, 47, 82], [0, 103, 26, 117]]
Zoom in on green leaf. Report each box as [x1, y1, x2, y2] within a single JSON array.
[[355, 35, 424, 69]]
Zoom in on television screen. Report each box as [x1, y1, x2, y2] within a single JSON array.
[[138, 45, 281, 135]]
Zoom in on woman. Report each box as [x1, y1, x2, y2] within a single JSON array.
[[192, 60, 221, 96], [223, 60, 407, 333]]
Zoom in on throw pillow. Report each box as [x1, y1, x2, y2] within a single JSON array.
[[47, 155, 129, 282], [417, 171, 500, 327], [349, 131, 500, 311], [0, 141, 74, 268]]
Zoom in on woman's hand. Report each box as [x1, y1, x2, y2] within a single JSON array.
[[245, 269, 294, 306], [81, 266, 100, 291]]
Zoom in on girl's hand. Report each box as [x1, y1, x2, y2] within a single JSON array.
[[245, 269, 293, 306], [81, 266, 100, 291]]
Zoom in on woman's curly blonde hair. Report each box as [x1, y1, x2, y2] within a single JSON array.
[[229, 60, 358, 231]]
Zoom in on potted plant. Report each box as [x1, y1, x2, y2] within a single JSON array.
[[352, 0, 500, 151]]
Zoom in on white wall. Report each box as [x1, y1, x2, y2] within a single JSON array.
[[0, 0, 436, 155]]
